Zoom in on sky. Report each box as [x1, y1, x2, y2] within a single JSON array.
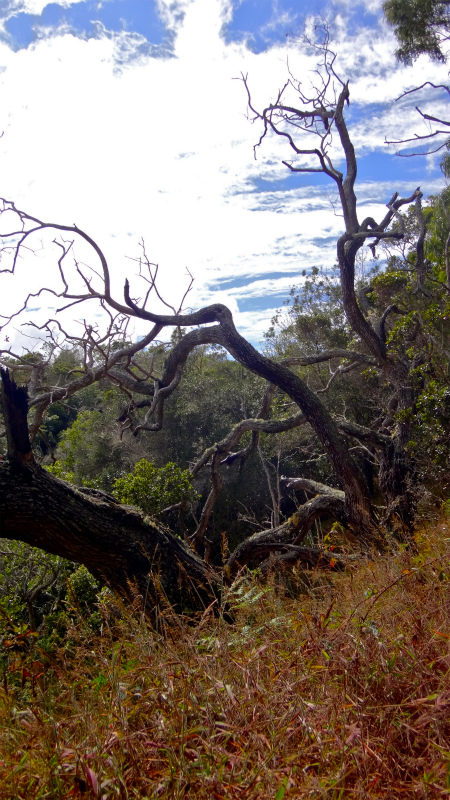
[[0, 0, 449, 352]]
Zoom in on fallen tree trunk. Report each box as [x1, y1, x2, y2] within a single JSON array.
[[0, 370, 352, 616], [226, 491, 348, 576], [0, 460, 219, 614], [0, 369, 218, 614]]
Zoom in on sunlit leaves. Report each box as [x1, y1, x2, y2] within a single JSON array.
[[112, 458, 198, 517]]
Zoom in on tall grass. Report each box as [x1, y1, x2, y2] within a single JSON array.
[[2, 519, 450, 798]]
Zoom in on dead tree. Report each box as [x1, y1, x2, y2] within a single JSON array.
[[242, 32, 427, 533], [0, 41, 434, 610], [386, 81, 450, 158]]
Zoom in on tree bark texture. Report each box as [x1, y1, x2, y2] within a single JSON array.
[[0, 367, 218, 613], [0, 370, 351, 614], [0, 460, 218, 614]]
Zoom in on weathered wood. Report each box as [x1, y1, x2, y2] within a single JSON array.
[[0, 459, 219, 613], [226, 493, 349, 576], [0, 367, 33, 465], [0, 369, 218, 614]]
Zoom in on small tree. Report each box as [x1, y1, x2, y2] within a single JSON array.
[[112, 459, 198, 518], [0, 540, 66, 630]]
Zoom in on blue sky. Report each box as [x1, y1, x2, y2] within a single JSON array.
[[0, 0, 447, 348], [0, 0, 329, 52], [3, 0, 172, 60], [0, 0, 401, 58]]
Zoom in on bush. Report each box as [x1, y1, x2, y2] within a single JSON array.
[[112, 458, 198, 516]]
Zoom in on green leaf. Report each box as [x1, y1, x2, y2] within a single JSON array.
[[275, 776, 288, 799]]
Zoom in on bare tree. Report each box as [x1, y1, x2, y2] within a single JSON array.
[[386, 81, 450, 158], [0, 38, 435, 612], [242, 30, 425, 532], [383, 0, 450, 157]]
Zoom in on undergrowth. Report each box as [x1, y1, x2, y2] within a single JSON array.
[[2, 520, 450, 798]]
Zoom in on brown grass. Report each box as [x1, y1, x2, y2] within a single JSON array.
[[2, 519, 450, 799]]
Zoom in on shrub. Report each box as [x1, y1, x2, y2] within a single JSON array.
[[112, 458, 198, 516]]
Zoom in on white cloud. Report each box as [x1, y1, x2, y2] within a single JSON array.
[[20, 0, 84, 11], [0, 0, 447, 353], [155, 0, 195, 31]]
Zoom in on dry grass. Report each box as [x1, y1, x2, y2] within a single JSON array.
[[2, 520, 450, 798]]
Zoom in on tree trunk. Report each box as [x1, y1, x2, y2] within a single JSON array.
[[215, 318, 378, 544], [0, 369, 218, 615], [378, 375, 418, 536], [0, 460, 218, 614]]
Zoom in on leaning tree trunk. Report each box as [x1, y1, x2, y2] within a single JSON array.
[[213, 318, 379, 545], [0, 370, 218, 615]]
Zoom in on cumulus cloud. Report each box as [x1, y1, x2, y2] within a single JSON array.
[[20, 0, 83, 11], [0, 0, 447, 352]]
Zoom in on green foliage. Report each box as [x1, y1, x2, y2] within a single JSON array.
[[414, 381, 450, 466], [17, 347, 112, 458], [372, 270, 408, 292], [383, 0, 450, 63], [0, 540, 68, 631], [55, 409, 138, 490], [385, 311, 417, 353], [44, 461, 76, 483], [264, 265, 349, 357], [112, 458, 199, 517], [440, 142, 450, 179], [66, 565, 103, 632], [0, 540, 105, 660], [68, 565, 102, 610], [34, 402, 79, 457], [152, 345, 266, 466]]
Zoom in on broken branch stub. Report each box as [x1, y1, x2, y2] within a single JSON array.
[[0, 368, 33, 465]]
